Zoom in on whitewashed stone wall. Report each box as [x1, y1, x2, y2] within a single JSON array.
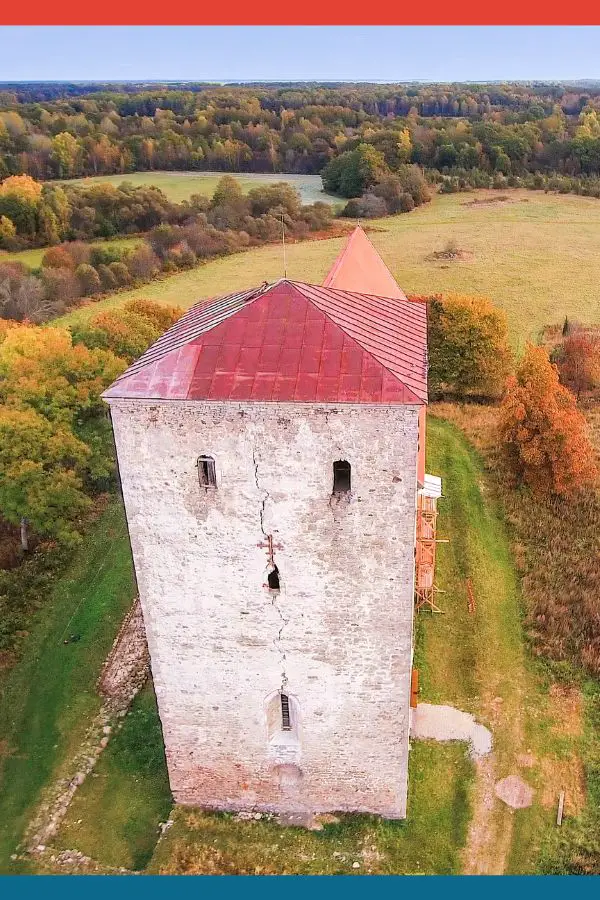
[[108, 398, 420, 819]]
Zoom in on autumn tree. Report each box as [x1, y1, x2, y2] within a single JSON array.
[[499, 343, 598, 497], [0, 214, 16, 247], [51, 131, 81, 178], [0, 174, 42, 237], [71, 298, 182, 363], [427, 293, 512, 399], [553, 332, 600, 398], [0, 324, 124, 424]]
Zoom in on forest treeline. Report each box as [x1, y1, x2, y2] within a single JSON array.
[[0, 174, 334, 322], [3, 82, 600, 185]]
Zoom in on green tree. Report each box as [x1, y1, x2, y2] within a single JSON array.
[[427, 293, 512, 399], [0, 406, 91, 546], [322, 143, 386, 198]]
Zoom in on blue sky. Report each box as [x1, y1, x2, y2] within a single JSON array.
[[1, 26, 600, 82]]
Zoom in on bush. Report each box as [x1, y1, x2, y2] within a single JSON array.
[[126, 244, 161, 282], [341, 192, 387, 218], [97, 263, 118, 291], [41, 267, 81, 306], [76, 262, 102, 296], [426, 293, 512, 399], [42, 245, 74, 269], [552, 332, 600, 399], [108, 261, 131, 287]]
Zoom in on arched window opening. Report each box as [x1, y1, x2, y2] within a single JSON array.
[[198, 455, 216, 488], [333, 459, 351, 494], [266, 690, 300, 750], [280, 693, 292, 731], [267, 565, 280, 591]]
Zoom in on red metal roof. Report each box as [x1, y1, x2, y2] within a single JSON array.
[[103, 280, 427, 405], [323, 225, 408, 301]]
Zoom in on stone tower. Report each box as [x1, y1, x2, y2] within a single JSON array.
[[103, 229, 428, 820]]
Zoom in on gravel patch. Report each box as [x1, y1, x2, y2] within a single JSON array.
[[411, 703, 492, 759]]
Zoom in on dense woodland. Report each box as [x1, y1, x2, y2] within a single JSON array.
[[3, 81, 600, 190]]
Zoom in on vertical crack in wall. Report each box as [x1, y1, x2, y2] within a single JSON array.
[[253, 448, 289, 688], [252, 449, 268, 538]]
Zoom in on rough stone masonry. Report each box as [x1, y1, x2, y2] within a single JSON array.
[[108, 397, 420, 819]]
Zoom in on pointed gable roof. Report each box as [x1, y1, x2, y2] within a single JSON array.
[[103, 280, 427, 405], [323, 225, 407, 301]]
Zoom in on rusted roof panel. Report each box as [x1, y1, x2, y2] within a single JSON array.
[[103, 280, 427, 405]]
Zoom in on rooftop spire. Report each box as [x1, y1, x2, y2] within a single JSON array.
[[323, 225, 407, 300]]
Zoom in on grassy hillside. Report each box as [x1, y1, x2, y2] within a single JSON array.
[[52, 172, 338, 207], [56, 190, 600, 344], [0, 503, 134, 871]]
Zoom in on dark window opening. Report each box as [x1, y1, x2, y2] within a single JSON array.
[[198, 455, 216, 488], [333, 460, 351, 493], [268, 566, 280, 591], [281, 693, 291, 731]]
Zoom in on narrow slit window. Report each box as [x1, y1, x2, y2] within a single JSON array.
[[281, 693, 292, 731], [268, 565, 280, 591], [198, 455, 217, 488], [333, 460, 351, 493]]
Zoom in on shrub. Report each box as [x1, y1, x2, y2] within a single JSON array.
[[0, 272, 52, 323], [499, 343, 598, 497], [75, 263, 102, 296], [41, 267, 81, 306], [97, 263, 118, 291], [126, 244, 161, 282], [427, 293, 512, 399], [41, 245, 75, 269], [108, 261, 131, 287]]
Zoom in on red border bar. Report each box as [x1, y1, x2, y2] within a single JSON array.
[[2, 2, 600, 26]]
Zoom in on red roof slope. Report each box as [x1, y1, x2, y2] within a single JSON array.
[[323, 225, 407, 300], [103, 280, 427, 405]]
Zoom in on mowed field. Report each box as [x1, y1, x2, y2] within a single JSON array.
[[57, 189, 600, 344], [54, 172, 339, 207]]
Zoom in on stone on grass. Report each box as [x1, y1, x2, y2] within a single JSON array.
[[495, 775, 534, 809]]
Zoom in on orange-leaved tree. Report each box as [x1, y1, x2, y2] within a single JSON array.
[[499, 343, 598, 497], [554, 332, 600, 399]]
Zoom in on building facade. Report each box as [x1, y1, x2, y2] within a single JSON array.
[[104, 231, 428, 819]]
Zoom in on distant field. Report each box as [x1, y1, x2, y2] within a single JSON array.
[[54, 171, 339, 207], [56, 190, 600, 344], [0, 236, 142, 270]]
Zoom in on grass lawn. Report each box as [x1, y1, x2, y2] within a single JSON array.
[[53, 172, 339, 208], [0, 236, 142, 270], [56, 190, 600, 344], [422, 414, 589, 874], [0, 502, 134, 872], [55, 681, 172, 871]]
